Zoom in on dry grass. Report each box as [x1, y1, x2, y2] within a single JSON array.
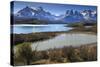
[[13, 42, 97, 66]]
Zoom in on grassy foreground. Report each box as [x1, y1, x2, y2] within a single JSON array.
[[13, 42, 97, 66]]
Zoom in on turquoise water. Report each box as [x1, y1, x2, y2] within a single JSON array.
[[12, 24, 72, 34]]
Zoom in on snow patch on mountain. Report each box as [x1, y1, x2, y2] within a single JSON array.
[[14, 6, 97, 23]]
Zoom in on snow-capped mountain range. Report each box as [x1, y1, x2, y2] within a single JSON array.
[[13, 6, 97, 24]]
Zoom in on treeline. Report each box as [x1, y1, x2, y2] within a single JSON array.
[[14, 42, 97, 66]]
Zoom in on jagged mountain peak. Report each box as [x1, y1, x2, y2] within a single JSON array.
[[16, 6, 35, 17], [65, 9, 74, 16], [14, 7, 97, 23], [81, 10, 97, 20], [15, 6, 56, 21], [18, 6, 34, 13], [37, 7, 44, 11], [65, 9, 82, 17]]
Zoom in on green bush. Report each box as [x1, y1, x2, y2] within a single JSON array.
[[16, 42, 33, 65]]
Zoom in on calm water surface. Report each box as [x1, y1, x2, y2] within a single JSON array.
[[12, 24, 72, 34], [31, 33, 97, 51]]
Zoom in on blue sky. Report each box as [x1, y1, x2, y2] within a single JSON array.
[[12, 1, 97, 16]]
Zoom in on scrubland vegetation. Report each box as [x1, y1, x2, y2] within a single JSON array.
[[14, 42, 97, 66], [12, 32, 58, 45], [67, 22, 97, 33]]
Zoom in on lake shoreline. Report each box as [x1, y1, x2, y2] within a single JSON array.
[[13, 29, 97, 66], [31, 33, 97, 51], [14, 32, 97, 52], [12, 30, 97, 45]]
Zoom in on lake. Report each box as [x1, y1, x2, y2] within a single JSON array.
[[31, 33, 97, 51], [14, 33, 97, 52], [12, 24, 72, 34], [13, 24, 97, 52]]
